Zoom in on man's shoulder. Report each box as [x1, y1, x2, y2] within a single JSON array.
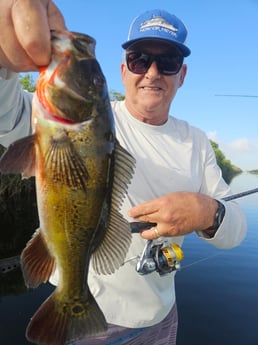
[[168, 115, 207, 141]]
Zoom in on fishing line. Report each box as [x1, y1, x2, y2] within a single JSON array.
[[123, 249, 224, 271], [122, 255, 140, 266], [180, 252, 224, 270]]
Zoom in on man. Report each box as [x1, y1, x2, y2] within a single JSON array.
[[0, 2, 246, 345]]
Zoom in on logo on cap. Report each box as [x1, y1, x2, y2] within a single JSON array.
[[140, 16, 178, 36]]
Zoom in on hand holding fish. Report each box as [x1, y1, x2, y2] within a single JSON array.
[[128, 192, 219, 239], [0, 0, 66, 71]]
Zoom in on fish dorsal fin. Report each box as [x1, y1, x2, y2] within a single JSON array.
[[91, 141, 135, 275], [45, 134, 89, 190], [21, 228, 56, 288], [0, 135, 36, 177]]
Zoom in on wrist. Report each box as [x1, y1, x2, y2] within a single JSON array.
[[203, 200, 225, 237]]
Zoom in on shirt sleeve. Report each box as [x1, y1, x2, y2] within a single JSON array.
[[0, 68, 33, 147], [197, 137, 247, 249]]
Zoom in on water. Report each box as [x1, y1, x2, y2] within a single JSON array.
[[0, 173, 257, 345], [176, 172, 258, 345]]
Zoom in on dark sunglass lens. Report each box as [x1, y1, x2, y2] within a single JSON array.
[[158, 55, 183, 75], [126, 52, 150, 74], [126, 51, 183, 75]]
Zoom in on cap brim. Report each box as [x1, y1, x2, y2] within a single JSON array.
[[122, 37, 191, 57]]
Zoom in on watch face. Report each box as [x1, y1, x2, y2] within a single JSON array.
[[215, 202, 226, 228]]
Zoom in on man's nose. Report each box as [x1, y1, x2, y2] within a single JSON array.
[[145, 61, 160, 78]]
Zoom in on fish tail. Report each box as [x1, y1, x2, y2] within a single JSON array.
[[26, 290, 107, 345]]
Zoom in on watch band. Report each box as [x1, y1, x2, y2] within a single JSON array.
[[206, 200, 225, 231]]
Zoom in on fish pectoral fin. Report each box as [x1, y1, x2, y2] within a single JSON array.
[[91, 142, 135, 275], [0, 134, 36, 177], [21, 228, 56, 288], [45, 135, 89, 190], [91, 210, 132, 275], [26, 289, 107, 345]]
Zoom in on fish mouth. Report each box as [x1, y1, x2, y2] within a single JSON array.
[[45, 112, 76, 125], [34, 95, 90, 125]]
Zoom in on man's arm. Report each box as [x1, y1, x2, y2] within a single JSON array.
[[129, 136, 247, 249], [0, 70, 32, 147], [0, 1, 66, 146]]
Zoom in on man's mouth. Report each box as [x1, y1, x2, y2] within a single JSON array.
[[141, 86, 162, 90]]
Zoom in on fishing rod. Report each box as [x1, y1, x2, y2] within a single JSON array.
[[129, 187, 258, 276], [222, 188, 258, 201], [215, 94, 258, 98]]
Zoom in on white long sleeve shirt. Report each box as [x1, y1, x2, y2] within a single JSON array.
[[0, 69, 247, 328]]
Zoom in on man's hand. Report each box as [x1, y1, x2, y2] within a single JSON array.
[[0, 0, 66, 72], [128, 192, 219, 240]]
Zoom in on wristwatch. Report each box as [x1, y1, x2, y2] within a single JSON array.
[[206, 200, 225, 231]]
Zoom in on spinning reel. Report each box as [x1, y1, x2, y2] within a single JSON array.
[[136, 239, 184, 276], [130, 221, 184, 276]]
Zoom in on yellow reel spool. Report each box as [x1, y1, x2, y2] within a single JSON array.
[[161, 243, 184, 267]]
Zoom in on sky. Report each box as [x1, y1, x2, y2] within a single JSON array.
[[54, 0, 258, 171]]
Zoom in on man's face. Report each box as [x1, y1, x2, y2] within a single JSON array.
[[121, 40, 187, 125]]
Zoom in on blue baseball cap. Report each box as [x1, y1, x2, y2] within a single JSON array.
[[122, 9, 191, 57]]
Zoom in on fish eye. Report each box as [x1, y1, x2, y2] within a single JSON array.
[[72, 36, 96, 57], [72, 38, 88, 54]]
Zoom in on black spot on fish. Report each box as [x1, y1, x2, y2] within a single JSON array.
[[72, 304, 84, 314], [62, 304, 68, 314]]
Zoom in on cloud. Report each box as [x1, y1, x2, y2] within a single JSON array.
[[229, 138, 257, 152], [206, 132, 258, 170], [207, 132, 258, 154]]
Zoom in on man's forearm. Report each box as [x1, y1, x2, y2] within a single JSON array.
[[0, 68, 32, 147]]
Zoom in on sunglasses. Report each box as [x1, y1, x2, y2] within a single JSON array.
[[126, 50, 184, 76]]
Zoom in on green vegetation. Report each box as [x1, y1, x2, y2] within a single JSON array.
[[210, 140, 242, 184], [0, 145, 38, 257], [19, 73, 36, 92], [248, 169, 258, 174], [109, 90, 125, 101], [0, 145, 38, 295]]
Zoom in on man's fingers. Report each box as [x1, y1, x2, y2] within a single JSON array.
[[11, 0, 66, 67], [140, 226, 163, 240], [129, 202, 158, 219], [47, 1, 66, 31]]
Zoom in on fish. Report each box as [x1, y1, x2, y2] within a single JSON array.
[[0, 30, 135, 345]]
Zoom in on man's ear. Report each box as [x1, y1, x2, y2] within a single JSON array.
[[121, 62, 126, 83], [179, 64, 187, 87]]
